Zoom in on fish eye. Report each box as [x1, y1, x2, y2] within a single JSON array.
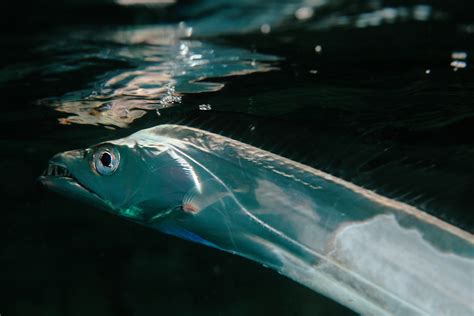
[[93, 146, 120, 176], [100, 152, 112, 167]]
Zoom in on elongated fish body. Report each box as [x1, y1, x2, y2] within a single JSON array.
[[41, 124, 474, 315]]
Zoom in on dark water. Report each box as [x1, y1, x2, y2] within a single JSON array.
[[2, 0, 474, 315]]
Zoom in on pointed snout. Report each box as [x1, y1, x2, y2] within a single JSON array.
[[49, 149, 87, 166]]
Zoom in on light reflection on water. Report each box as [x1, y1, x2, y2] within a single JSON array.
[[179, 1, 439, 36], [39, 25, 279, 128], [305, 4, 439, 31], [16, 0, 444, 128]]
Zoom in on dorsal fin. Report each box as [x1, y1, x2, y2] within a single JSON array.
[[155, 109, 474, 233]]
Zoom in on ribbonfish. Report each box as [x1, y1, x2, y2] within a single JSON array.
[[40, 124, 474, 315]]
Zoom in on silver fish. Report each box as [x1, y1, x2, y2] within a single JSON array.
[[40, 124, 474, 315]]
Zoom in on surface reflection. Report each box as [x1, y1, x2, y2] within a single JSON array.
[[179, 1, 439, 36], [40, 25, 279, 127]]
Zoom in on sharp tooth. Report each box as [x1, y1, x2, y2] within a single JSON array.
[[45, 164, 72, 177]]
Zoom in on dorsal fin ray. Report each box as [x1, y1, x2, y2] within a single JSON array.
[[157, 110, 474, 233]]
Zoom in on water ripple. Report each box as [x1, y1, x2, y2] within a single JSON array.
[[38, 25, 279, 127]]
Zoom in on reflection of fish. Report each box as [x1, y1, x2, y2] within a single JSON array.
[[40, 124, 474, 315]]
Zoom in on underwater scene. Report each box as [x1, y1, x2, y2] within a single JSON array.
[[2, 0, 474, 315]]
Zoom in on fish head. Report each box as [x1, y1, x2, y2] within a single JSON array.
[[40, 135, 198, 223]]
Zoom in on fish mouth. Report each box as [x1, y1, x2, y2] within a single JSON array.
[[40, 162, 87, 190], [42, 163, 74, 178], [39, 162, 105, 208]]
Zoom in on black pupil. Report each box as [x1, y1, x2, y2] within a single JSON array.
[[100, 152, 112, 167]]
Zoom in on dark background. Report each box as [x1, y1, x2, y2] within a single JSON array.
[[2, 0, 474, 315]]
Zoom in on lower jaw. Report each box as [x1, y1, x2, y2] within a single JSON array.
[[39, 176, 109, 211]]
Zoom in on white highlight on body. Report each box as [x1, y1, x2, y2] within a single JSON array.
[[255, 179, 320, 222], [168, 150, 201, 193], [330, 215, 474, 315]]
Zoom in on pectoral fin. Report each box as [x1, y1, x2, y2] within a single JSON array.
[[182, 178, 230, 213]]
